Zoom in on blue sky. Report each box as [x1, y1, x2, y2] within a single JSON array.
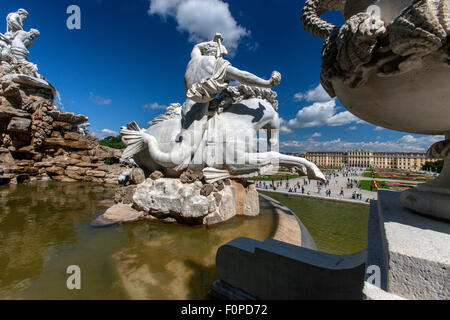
[[1, 0, 441, 153]]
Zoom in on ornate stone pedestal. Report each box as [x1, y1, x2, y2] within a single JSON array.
[[364, 190, 450, 300], [400, 134, 450, 222]]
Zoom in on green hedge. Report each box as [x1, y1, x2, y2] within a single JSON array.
[[422, 160, 443, 173]]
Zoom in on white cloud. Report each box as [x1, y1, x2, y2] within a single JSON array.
[[149, 0, 182, 17], [328, 111, 363, 127], [91, 129, 119, 140], [347, 126, 358, 131], [280, 135, 443, 154], [374, 126, 384, 131], [286, 99, 363, 129], [149, 0, 249, 53], [306, 132, 322, 139], [279, 117, 292, 135], [89, 92, 112, 105], [144, 102, 167, 110], [294, 84, 332, 103]]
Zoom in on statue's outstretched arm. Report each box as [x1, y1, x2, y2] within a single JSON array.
[[225, 66, 280, 88]]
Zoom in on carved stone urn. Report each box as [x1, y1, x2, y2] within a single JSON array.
[[301, 0, 450, 221]]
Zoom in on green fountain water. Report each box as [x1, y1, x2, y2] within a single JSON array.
[[0, 183, 368, 299], [260, 192, 369, 254]]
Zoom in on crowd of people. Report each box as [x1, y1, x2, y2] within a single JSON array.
[[255, 167, 376, 203]]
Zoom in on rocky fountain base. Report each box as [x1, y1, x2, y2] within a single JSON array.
[[0, 74, 126, 185], [92, 169, 260, 226]]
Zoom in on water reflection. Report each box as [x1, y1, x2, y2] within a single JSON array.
[[0, 183, 369, 299], [0, 182, 274, 299]]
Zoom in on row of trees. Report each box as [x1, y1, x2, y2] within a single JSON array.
[[422, 160, 444, 173]]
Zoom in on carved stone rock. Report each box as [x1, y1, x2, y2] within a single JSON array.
[[91, 204, 143, 227], [150, 170, 164, 180], [105, 177, 261, 226], [7, 117, 31, 133], [130, 167, 145, 185], [115, 185, 138, 205], [200, 183, 214, 197]]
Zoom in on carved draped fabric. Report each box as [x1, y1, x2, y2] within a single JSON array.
[[186, 57, 231, 103]]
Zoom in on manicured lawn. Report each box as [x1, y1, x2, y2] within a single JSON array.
[[364, 168, 434, 181], [359, 180, 389, 192], [363, 169, 380, 178], [384, 181, 417, 191], [359, 180, 417, 191]]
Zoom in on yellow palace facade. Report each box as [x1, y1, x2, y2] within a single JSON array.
[[304, 150, 435, 170]]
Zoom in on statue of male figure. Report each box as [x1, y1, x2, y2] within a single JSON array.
[[11, 28, 40, 62], [10, 28, 40, 77], [182, 33, 281, 118], [6, 9, 29, 36]]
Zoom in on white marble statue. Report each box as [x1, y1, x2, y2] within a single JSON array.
[[121, 34, 325, 183], [0, 9, 44, 80], [0, 32, 13, 63], [77, 122, 90, 136], [10, 28, 40, 76], [6, 8, 29, 35]]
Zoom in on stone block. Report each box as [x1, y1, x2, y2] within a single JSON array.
[[130, 167, 145, 184], [0, 106, 30, 119], [44, 137, 90, 150], [132, 178, 213, 223], [115, 185, 137, 204], [53, 121, 71, 131], [365, 190, 450, 300], [46, 166, 64, 176], [213, 238, 365, 300], [86, 170, 106, 178], [150, 170, 164, 180], [90, 204, 143, 227], [7, 117, 31, 133], [64, 168, 83, 180], [64, 132, 82, 141]]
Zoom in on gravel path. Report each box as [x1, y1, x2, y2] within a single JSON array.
[[254, 168, 429, 204]]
